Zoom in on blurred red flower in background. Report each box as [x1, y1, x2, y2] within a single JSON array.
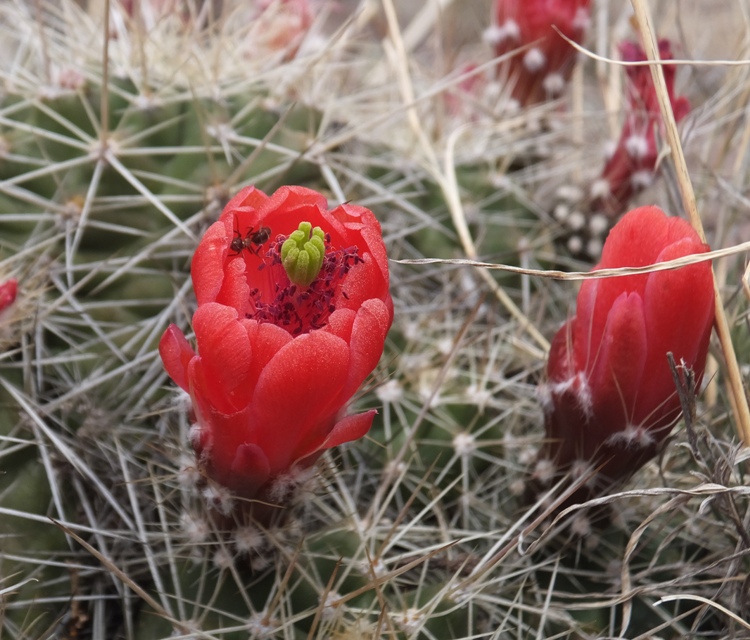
[[253, 0, 312, 57], [590, 40, 691, 219], [537, 206, 714, 497], [0, 278, 17, 313], [486, 0, 592, 105], [160, 186, 393, 508]]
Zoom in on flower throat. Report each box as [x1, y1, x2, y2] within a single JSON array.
[[246, 227, 363, 335]]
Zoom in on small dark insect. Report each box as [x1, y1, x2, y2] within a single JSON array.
[[247, 226, 271, 253], [229, 228, 246, 255], [230, 217, 271, 256]]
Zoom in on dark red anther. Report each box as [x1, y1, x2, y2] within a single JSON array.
[[244, 230, 361, 335]]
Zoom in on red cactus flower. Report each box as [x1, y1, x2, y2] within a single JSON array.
[[159, 186, 393, 506], [252, 0, 312, 59], [486, 0, 592, 106], [537, 206, 714, 497], [590, 40, 690, 218]]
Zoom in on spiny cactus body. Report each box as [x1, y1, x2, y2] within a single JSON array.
[[0, 1, 748, 639]]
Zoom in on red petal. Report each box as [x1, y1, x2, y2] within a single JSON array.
[[578, 206, 705, 370], [339, 252, 390, 313], [358, 210, 389, 287], [217, 442, 271, 497], [221, 185, 269, 217], [318, 410, 375, 450], [335, 204, 390, 298], [264, 185, 327, 212], [573, 277, 608, 373], [295, 410, 376, 469], [0, 278, 17, 310], [242, 320, 293, 391], [192, 303, 254, 414], [191, 220, 231, 305], [187, 357, 211, 434], [258, 186, 338, 240], [546, 318, 576, 382], [638, 238, 714, 424], [250, 331, 350, 474], [214, 252, 253, 315], [158, 324, 195, 392], [325, 308, 356, 342], [192, 403, 272, 498], [588, 291, 647, 447], [338, 298, 391, 402], [598, 206, 702, 269]]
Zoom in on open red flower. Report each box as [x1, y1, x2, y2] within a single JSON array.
[[487, 0, 591, 105], [538, 206, 714, 495], [159, 186, 393, 503]]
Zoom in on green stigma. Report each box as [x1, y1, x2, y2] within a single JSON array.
[[281, 222, 327, 287]]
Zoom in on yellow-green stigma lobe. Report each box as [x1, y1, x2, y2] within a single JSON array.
[[281, 222, 326, 287]]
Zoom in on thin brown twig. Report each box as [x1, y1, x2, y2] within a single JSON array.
[[555, 27, 750, 68], [394, 238, 750, 279]]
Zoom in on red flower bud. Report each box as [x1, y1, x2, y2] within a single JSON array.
[[538, 206, 714, 496], [159, 186, 393, 504], [591, 40, 690, 218], [488, 0, 591, 106]]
